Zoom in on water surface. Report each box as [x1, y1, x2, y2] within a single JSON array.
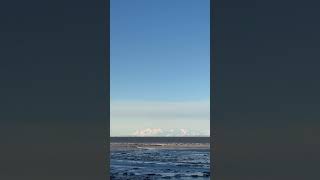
[[110, 137, 210, 179]]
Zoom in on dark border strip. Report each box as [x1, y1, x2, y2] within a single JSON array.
[[210, 0, 215, 179], [105, 0, 110, 179]]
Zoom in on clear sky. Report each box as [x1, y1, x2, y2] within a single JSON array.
[[110, 0, 210, 136]]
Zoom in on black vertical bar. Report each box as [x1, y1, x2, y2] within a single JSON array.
[[210, 0, 215, 179], [105, 0, 110, 179]]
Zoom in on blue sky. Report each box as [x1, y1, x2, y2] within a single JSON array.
[[110, 0, 210, 136]]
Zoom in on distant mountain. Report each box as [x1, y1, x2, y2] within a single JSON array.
[[132, 128, 209, 137]]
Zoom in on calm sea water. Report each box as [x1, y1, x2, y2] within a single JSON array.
[[110, 137, 211, 180]]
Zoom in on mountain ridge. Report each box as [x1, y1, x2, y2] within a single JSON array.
[[131, 128, 209, 137]]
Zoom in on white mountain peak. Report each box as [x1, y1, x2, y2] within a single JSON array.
[[132, 128, 209, 137]]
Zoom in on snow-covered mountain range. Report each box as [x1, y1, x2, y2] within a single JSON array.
[[131, 128, 209, 137]]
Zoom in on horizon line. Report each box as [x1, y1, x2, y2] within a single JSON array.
[[110, 136, 210, 138]]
